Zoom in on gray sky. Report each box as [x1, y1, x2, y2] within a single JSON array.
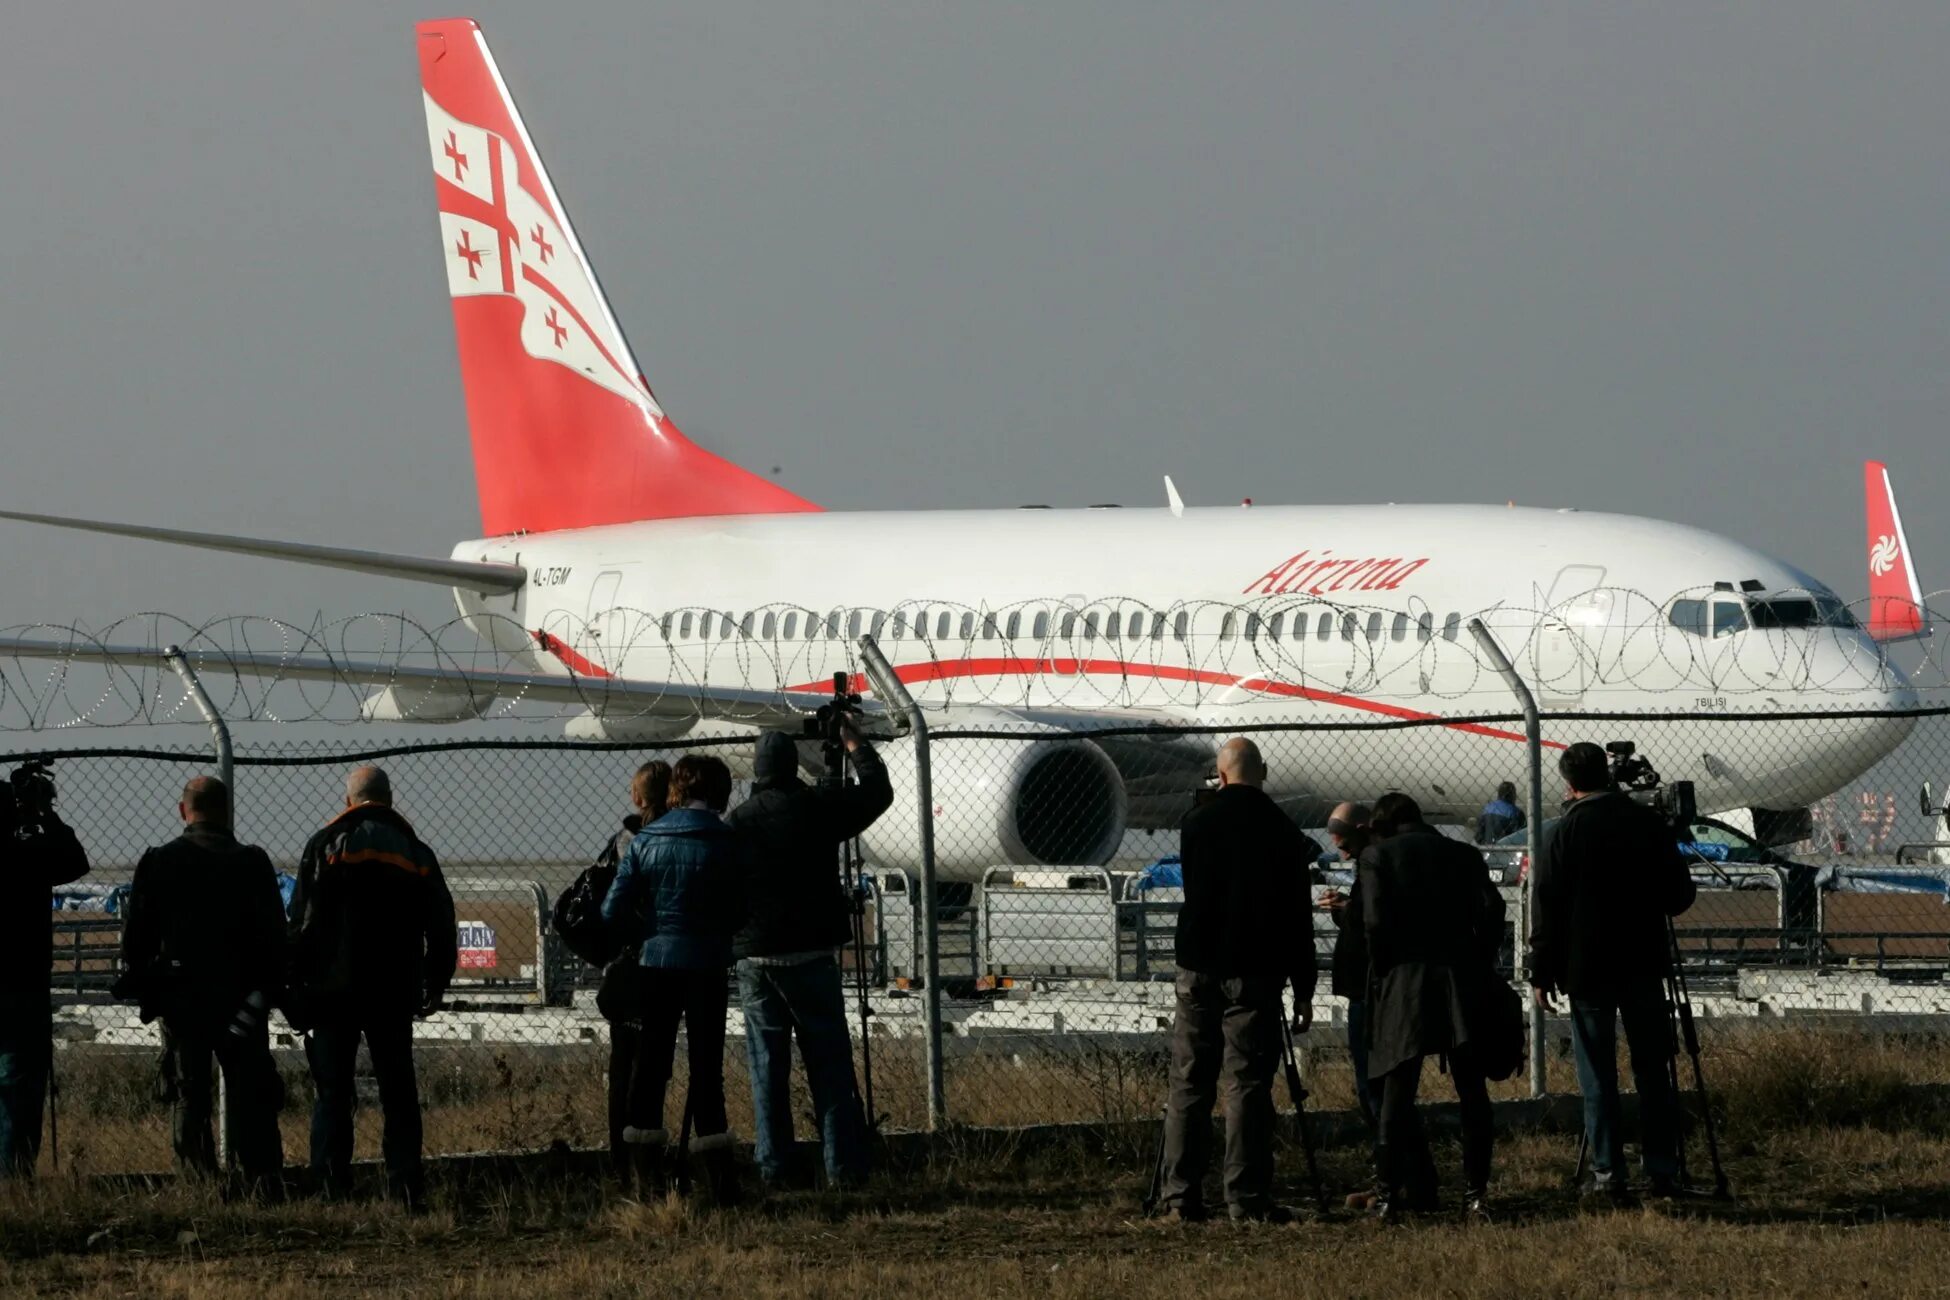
[[1, 2, 1946, 633]]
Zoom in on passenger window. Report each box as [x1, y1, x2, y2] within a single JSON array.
[[1005, 611, 1021, 639], [659, 613, 673, 640], [825, 610, 842, 639], [1105, 611, 1121, 641], [982, 613, 999, 640], [781, 611, 798, 639], [1151, 612, 1167, 641], [1034, 611, 1051, 639], [761, 612, 776, 638], [1083, 612, 1100, 640], [1173, 611, 1189, 641], [1365, 612, 1383, 641], [936, 611, 952, 640], [1266, 612, 1284, 641], [847, 610, 863, 639], [1220, 612, 1238, 641], [870, 611, 886, 639], [1712, 601, 1748, 638], [891, 611, 906, 640], [1390, 613, 1408, 642], [1245, 613, 1261, 640], [1340, 613, 1357, 641], [679, 611, 695, 639], [1416, 613, 1432, 642], [1441, 613, 1460, 642], [959, 612, 975, 639], [804, 610, 820, 641], [740, 612, 756, 637], [1317, 613, 1332, 642]]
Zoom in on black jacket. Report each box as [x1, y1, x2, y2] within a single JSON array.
[[117, 826, 285, 1023], [1173, 784, 1319, 994], [1530, 789, 1696, 999], [725, 735, 893, 959], [0, 805, 88, 995], [1329, 870, 1369, 1002], [287, 803, 457, 1019], [1360, 825, 1505, 1077]]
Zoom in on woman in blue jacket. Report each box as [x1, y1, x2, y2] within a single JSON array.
[[601, 753, 744, 1198]]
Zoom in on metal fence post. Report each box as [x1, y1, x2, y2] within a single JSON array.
[[161, 644, 237, 1168], [857, 635, 946, 1130], [1466, 619, 1547, 1099]]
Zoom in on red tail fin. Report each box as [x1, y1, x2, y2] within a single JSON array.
[[1863, 459, 1929, 642], [416, 18, 818, 535]]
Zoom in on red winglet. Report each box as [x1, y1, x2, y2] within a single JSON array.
[[416, 19, 819, 535], [1863, 460, 1929, 642]]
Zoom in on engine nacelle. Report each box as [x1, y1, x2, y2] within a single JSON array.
[[361, 683, 496, 723], [863, 735, 1129, 882], [562, 710, 700, 743]]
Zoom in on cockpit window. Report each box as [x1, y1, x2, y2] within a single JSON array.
[[1668, 599, 1708, 637], [1748, 598, 1819, 630], [1711, 600, 1748, 638]]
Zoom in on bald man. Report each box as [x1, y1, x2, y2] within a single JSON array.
[[119, 776, 286, 1196], [288, 765, 456, 1208], [1156, 737, 1321, 1224]]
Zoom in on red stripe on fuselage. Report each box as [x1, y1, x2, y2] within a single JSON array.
[[531, 629, 613, 680], [788, 658, 1563, 747]]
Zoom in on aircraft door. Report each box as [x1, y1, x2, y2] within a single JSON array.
[[1531, 565, 1608, 708], [586, 570, 623, 671]]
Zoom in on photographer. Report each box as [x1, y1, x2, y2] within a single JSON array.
[[725, 721, 892, 1191], [117, 777, 285, 1196], [1156, 738, 1318, 1224], [1530, 742, 1696, 1201], [0, 760, 88, 1178]]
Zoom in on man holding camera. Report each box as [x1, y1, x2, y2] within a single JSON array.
[[288, 766, 456, 1207], [118, 776, 286, 1194], [1156, 738, 1319, 1224], [1531, 742, 1697, 1200], [725, 721, 891, 1190], [0, 761, 87, 1178]]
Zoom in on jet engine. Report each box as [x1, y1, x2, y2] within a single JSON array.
[[862, 735, 1129, 881]]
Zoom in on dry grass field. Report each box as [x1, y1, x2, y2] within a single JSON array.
[[6, 1030, 1950, 1297]]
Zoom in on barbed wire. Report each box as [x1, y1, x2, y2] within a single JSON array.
[[0, 587, 1940, 731]]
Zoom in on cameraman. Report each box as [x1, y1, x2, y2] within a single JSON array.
[[0, 760, 88, 1178], [725, 721, 892, 1190], [117, 777, 286, 1197], [1530, 742, 1696, 1201]]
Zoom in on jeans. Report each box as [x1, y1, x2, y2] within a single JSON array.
[[305, 1012, 422, 1200], [1570, 986, 1681, 1185], [164, 1012, 285, 1184], [1376, 1051, 1492, 1203], [1158, 972, 1282, 1215], [736, 956, 868, 1186], [629, 967, 729, 1138], [0, 992, 50, 1178]]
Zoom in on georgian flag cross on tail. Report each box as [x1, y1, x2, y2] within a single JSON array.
[[416, 18, 817, 536], [1864, 459, 1931, 643]]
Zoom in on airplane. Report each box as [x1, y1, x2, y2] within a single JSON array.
[[0, 18, 1929, 879]]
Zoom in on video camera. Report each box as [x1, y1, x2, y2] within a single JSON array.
[[804, 672, 863, 781], [5, 759, 56, 833], [1604, 741, 1696, 830]]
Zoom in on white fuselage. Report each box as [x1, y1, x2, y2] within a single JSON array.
[[447, 502, 1916, 824]]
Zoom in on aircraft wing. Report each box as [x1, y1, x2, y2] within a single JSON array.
[[0, 635, 846, 729]]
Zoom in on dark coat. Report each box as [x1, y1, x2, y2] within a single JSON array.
[[0, 806, 88, 995], [1359, 825, 1505, 1078], [724, 737, 893, 959], [1173, 784, 1320, 995], [1476, 798, 1526, 844], [117, 826, 285, 1023], [593, 817, 644, 1023], [1530, 789, 1696, 1000], [1328, 869, 1368, 1002], [287, 803, 457, 1020], [602, 808, 743, 970]]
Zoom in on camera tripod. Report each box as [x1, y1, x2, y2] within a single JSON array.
[[812, 673, 879, 1134]]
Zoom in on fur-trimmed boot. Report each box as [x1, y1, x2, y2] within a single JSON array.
[[621, 1126, 670, 1199], [690, 1131, 743, 1207]]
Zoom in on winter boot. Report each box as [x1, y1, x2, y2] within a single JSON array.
[[622, 1126, 670, 1199], [690, 1131, 743, 1207]]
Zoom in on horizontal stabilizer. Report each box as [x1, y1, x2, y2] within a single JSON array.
[[0, 509, 525, 594], [0, 635, 841, 728]]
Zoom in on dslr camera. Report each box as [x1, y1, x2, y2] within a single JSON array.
[[5, 759, 56, 834]]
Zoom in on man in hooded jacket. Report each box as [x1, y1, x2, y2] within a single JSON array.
[[724, 722, 892, 1188]]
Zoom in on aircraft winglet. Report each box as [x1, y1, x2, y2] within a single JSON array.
[[1164, 476, 1184, 518], [1863, 460, 1931, 642]]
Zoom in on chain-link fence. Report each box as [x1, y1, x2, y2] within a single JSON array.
[[17, 700, 1950, 1176], [9, 583, 1950, 1176]]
